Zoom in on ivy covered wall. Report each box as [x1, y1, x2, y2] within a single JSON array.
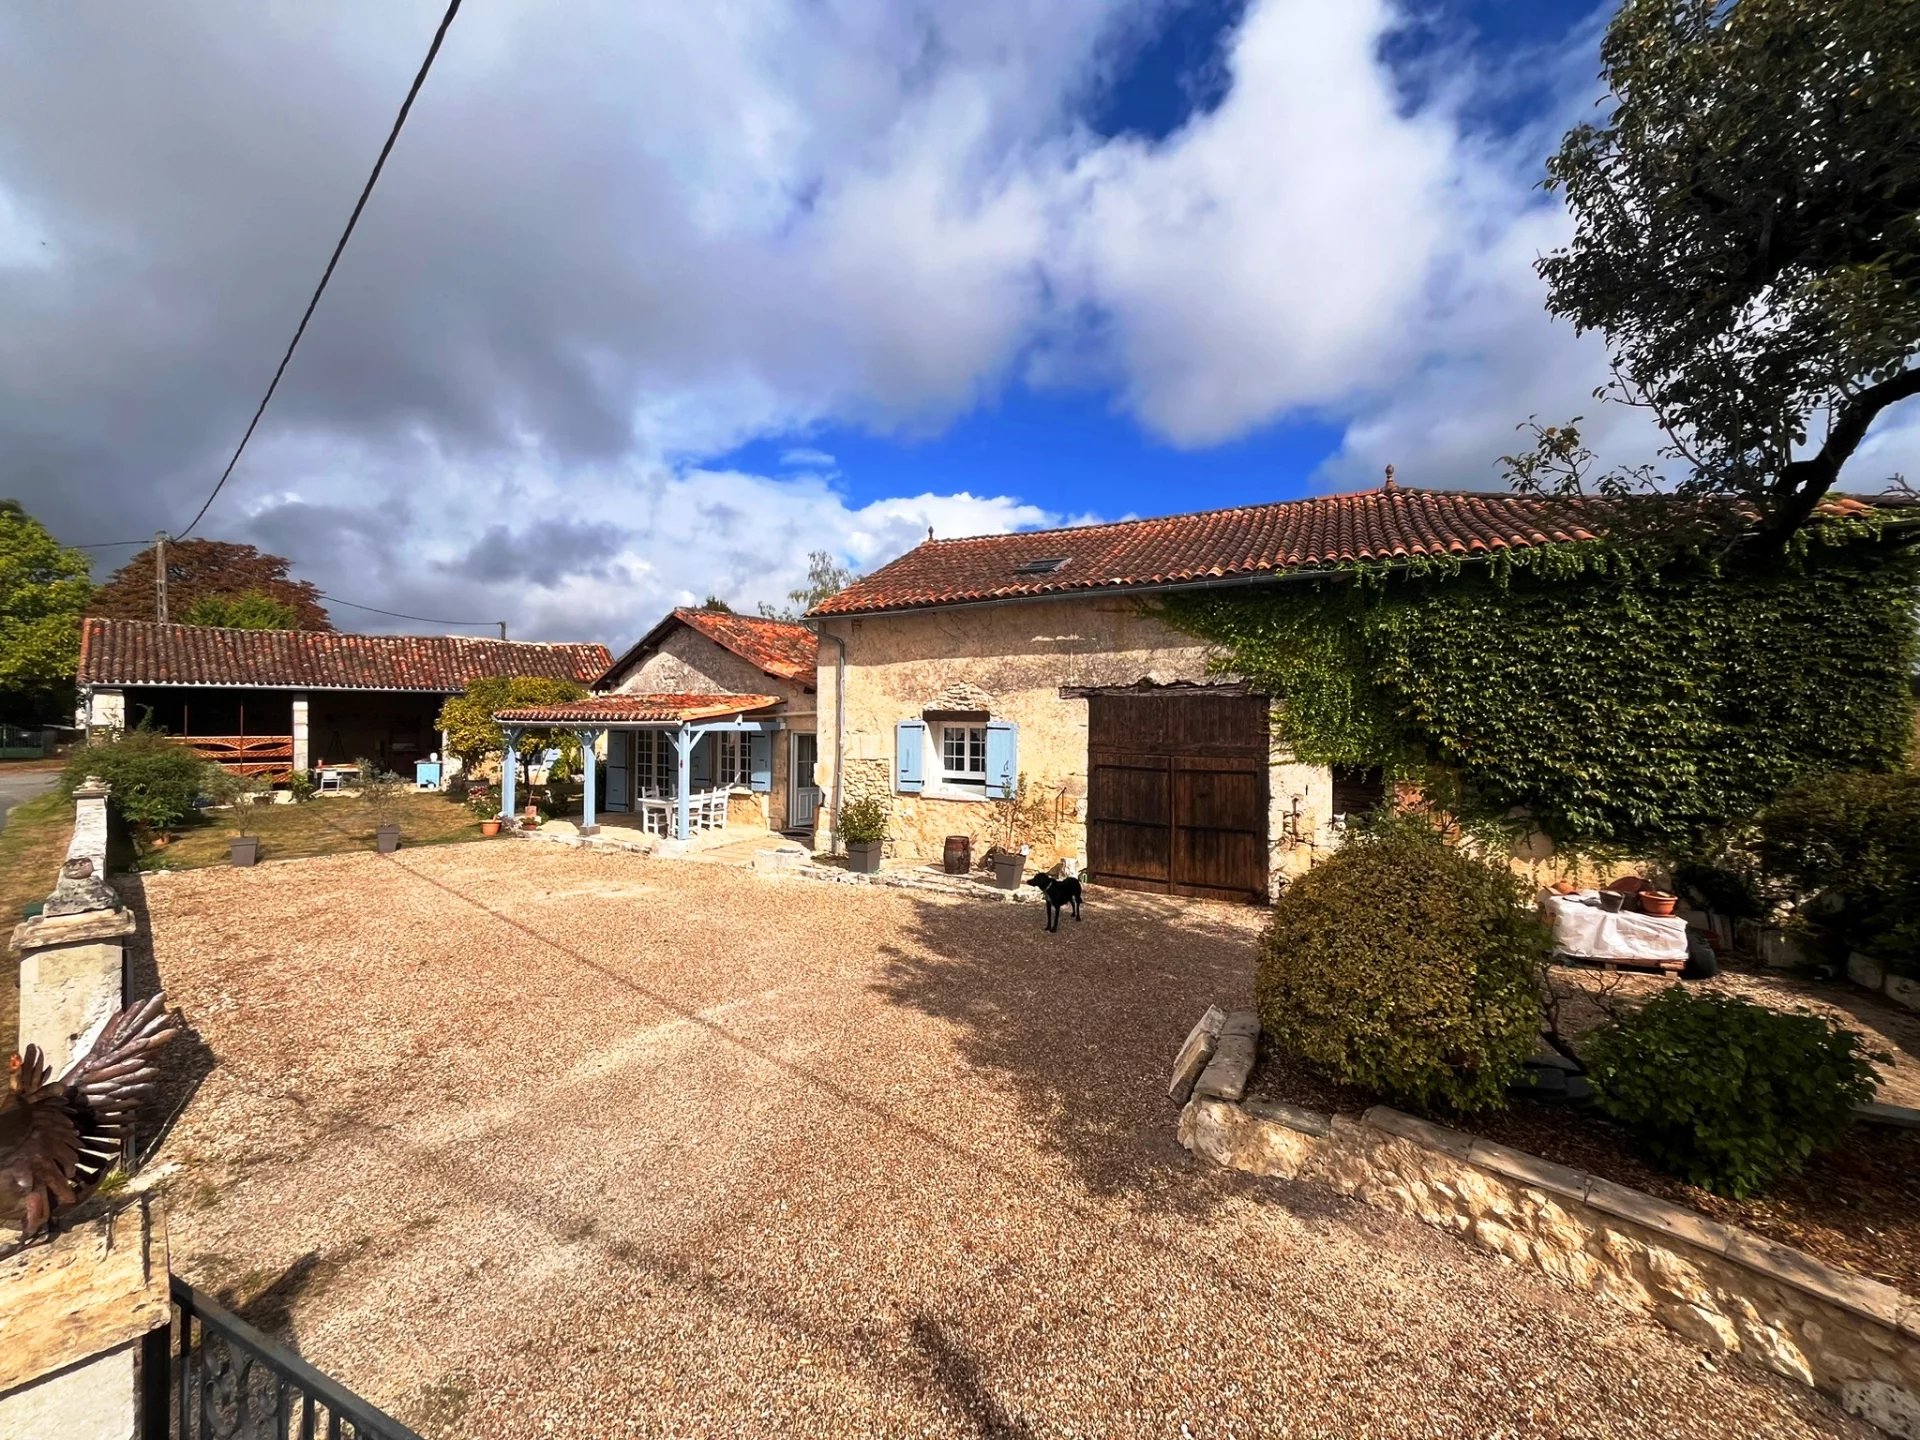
[[1163, 527, 1919, 857]]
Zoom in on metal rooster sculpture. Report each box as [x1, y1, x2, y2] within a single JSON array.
[[1, 992, 179, 1242]]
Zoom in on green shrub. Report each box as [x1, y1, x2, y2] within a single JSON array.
[[1585, 989, 1882, 1198], [838, 795, 889, 845], [63, 729, 211, 838], [287, 770, 315, 803], [1753, 771, 1920, 973], [1256, 829, 1549, 1113]]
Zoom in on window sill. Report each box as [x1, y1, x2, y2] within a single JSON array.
[[922, 785, 992, 803]]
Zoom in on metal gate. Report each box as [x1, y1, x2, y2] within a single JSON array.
[[1086, 690, 1270, 903], [141, 1277, 423, 1440]]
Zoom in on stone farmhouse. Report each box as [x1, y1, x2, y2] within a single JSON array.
[[805, 483, 1603, 903]]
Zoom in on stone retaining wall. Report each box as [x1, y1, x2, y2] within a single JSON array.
[[1851, 952, 1920, 1015], [1181, 1095, 1920, 1438], [10, 777, 135, 1068]]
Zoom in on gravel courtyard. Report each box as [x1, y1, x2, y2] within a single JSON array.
[[133, 843, 1865, 1439]]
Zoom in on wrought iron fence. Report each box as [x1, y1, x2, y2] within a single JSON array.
[[141, 1276, 424, 1440]]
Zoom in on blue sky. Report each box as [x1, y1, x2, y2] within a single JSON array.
[[21, 0, 1909, 641], [707, 0, 1605, 526]]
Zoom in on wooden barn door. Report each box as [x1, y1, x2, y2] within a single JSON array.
[[1087, 691, 1270, 903]]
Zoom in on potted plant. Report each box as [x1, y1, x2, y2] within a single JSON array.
[[470, 789, 502, 836], [990, 846, 1027, 891], [839, 795, 889, 873], [358, 757, 404, 853], [198, 763, 263, 867]]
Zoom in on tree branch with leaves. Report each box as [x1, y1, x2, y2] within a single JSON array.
[[1508, 0, 1920, 542]]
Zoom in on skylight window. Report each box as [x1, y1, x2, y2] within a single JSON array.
[[1013, 556, 1070, 575]]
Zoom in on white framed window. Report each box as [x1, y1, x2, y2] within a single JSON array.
[[937, 724, 988, 788], [636, 732, 677, 796], [715, 733, 748, 787]]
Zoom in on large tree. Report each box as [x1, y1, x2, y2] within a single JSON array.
[[89, 539, 333, 630], [0, 501, 93, 718], [1511, 0, 1920, 539]]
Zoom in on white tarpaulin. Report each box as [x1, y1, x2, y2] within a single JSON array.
[[1541, 892, 1689, 962]]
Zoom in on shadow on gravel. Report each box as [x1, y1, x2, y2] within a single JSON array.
[[869, 885, 1265, 1211], [117, 875, 219, 1163]]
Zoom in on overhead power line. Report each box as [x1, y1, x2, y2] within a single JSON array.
[[318, 592, 507, 640], [175, 0, 464, 541]]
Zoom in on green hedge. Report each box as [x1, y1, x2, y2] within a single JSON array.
[[1585, 989, 1882, 1198], [1755, 771, 1920, 975]]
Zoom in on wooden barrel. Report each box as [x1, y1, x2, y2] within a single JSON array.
[[943, 835, 972, 875]]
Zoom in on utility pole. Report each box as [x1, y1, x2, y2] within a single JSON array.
[[153, 532, 170, 624]]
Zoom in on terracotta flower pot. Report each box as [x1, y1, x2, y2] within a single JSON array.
[[1640, 890, 1679, 918], [481, 819, 502, 837]]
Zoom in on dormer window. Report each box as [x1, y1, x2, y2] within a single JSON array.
[[1013, 556, 1070, 575]]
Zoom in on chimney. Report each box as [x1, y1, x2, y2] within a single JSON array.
[[1382, 464, 1397, 492]]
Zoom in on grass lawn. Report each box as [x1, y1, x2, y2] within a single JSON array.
[[1, 786, 78, 1045], [141, 789, 491, 872]]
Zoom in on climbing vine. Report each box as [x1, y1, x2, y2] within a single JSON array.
[[1163, 524, 1919, 856]]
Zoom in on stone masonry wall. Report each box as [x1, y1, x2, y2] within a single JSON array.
[[610, 626, 816, 834], [1182, 1097, 1920, 1437], [814, 597, 1335, 885]]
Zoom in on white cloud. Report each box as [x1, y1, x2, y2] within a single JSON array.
[[13, 0, 1915, 644]]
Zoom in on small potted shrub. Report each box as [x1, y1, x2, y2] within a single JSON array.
[[839, 795, 889, 873], [207, 768, 265, 867], [358, 758, 404, 853], [989, 845, 1026, 890]]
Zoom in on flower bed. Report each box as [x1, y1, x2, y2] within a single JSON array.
[[1248, 1048, 1920, 1296]]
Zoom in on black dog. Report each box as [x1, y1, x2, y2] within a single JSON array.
[[1027, 872, 1086, 932]]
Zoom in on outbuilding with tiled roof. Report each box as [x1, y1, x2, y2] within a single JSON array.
[[77, 616, 612, 780]]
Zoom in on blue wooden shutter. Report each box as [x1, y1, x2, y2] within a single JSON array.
[[895, 720, 925, 793], [984, 721, 1018, 799], [690, 732, 713, 787], [748, 732, 771, 792], [605, 731, 630, 810]]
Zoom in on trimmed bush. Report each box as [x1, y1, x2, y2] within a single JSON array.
[[63, 729, 213, 838], [837, 795, 889, 844], [1585, 989, 1881, 1198], [1256, 830, 1549, 1113], [1753, 770, 1920, 974]]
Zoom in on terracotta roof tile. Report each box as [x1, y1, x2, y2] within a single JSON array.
[[493, 694, 780, 724], [813, 487, 1888, 617], [668, 609, 816, 684], [78, 618, 611, 691], [595, 609, 817, 690], [810, 487, 1607, 616]]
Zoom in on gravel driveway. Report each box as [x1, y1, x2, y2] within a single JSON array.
[[133, 844, 1864, 1439]]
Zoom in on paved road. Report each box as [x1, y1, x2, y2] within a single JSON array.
[[0, 767, 58, 833]]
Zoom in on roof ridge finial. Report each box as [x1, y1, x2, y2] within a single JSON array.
[[1383, 463, 1397, 492], [928, 525, 935, 542]]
